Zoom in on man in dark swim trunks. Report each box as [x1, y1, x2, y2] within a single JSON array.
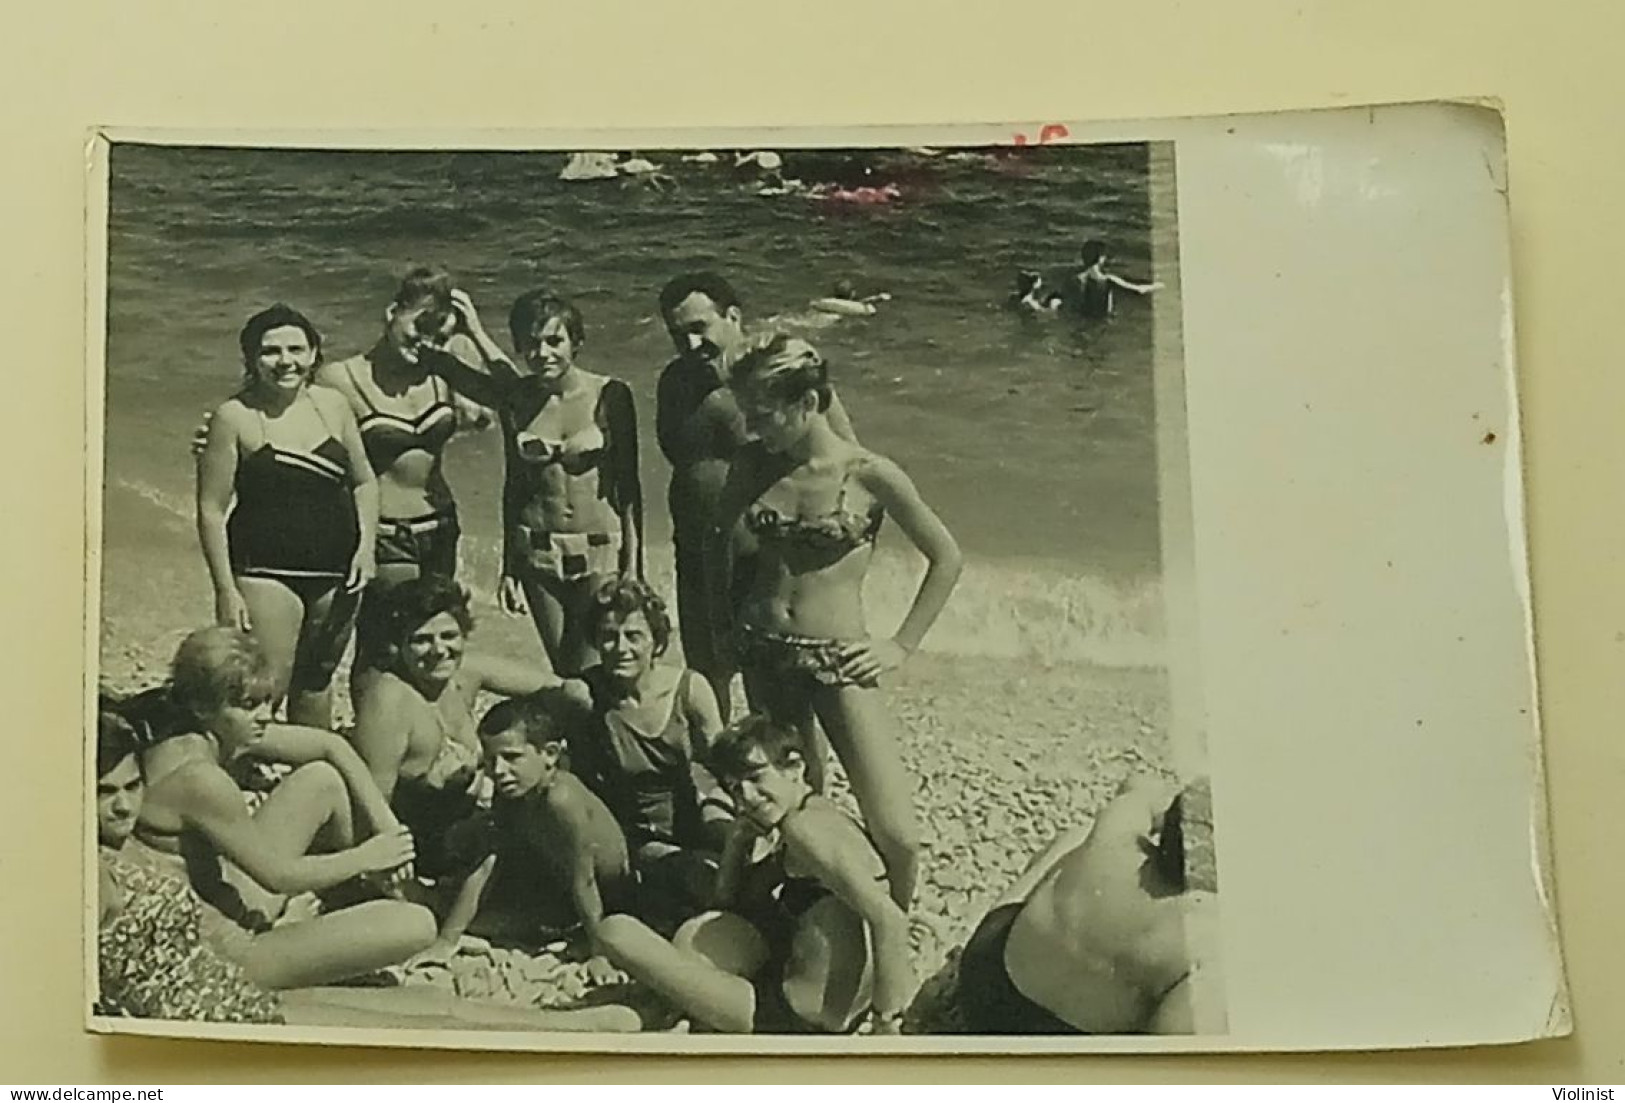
[[654, 273, 859, 720], [954, 775, 1223, 1035]]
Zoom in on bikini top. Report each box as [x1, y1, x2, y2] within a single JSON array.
[[514, 422, 608, 474], [744, 468, 883, 557], [348, 363, 457, 471]]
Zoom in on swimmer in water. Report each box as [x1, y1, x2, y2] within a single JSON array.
[[1070, 240, 1163, 320], [809, 280, 892, 318]]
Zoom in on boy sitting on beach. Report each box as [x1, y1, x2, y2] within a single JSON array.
[[458, 691, 636, 982]]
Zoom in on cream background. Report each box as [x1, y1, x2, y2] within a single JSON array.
[[4, 0, 1621, 1082]]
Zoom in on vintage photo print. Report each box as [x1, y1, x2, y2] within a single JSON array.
[[86, 128, 1221, 1050]]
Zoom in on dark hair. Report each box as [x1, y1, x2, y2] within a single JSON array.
[[729, 333, 832, 413], [169, 627, 275, 720], [392, 265, 454, 310], [1015, 270, 1043, 294], [658, 272, 742, 320], [832, 279, 858, 300], [508, 289, 586, 353], [583, 577, 672, 659], [704, 714, 805, 782], [238, 303, 322, 369], [1153, 778, 1216, 894], [1080, 239, 1108, 267], [478, 688, 592, 751], [376, 575, 475, 659], [96, 707, 143, 781]]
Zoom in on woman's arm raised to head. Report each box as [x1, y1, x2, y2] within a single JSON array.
[[827, 388, 860, 444], [787, 811, 913, 1021], [861, 453, 963, 655]]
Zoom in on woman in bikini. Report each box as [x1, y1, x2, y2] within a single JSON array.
[[423, 288, 643, 679], [316, 267, 494, 686], [704, 334, 962, 909], [196, 304, 378, 728], [349, 574, 558, 959], [595, 714, 913, 1034], [123, 626, 436, 990], [567, 576, 734, 927]]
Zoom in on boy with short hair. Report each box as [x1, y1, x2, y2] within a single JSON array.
[[469, 689, 635, 978]]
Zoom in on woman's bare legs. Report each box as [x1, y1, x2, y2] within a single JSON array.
[[251, 760, 357, 857], [235, 577, 304, 709], [596, 912, 767, 1033], [288, 584, 359, 728], [237, 899, 437, 989], [814, 684, 920, 909], [349, 561, 422, 702], [521, 571, 603, 679]]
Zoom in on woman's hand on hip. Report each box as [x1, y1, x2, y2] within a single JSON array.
[[837, 638, 909, 687]]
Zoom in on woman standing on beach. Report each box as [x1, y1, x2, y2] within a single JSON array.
[[316, 267, 494, 684], [124, 626, 436, 990], [705, 334, 962, 908], [423, 289, 644, 679], [196, 304, 378, 728]]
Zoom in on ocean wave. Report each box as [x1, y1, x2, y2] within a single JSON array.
[[103, 477, 1165, 669]]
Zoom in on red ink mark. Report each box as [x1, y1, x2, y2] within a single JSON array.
[[1481, 431, 1497, 444], [1011, 123, 1070, 148]]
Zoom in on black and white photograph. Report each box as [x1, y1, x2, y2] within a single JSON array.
[[87, 131, 1222, 1047]]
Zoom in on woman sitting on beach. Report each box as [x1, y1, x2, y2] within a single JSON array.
[[423, 289, 644, 678], [953, 775, 1222, 1035], [99, 696, 640, 1031], [705, 334, 963, 908], [195, 304, 378, 728], [595, 715, 913, 1034], [97, 701, 285, 1023], [315, 267, 495, 687], [127, 625, 436, 990], [350, 575, 557, 959], [567, 577, 734, 926]]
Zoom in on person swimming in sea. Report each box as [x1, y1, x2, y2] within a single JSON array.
[[808, 280, 892, 318], [1069, 239, 1163, 320], [1008, 270, 1064, 317]]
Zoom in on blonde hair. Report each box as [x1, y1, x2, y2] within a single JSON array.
[[169, 627, 276, 720], [728, 333, 832, 412]]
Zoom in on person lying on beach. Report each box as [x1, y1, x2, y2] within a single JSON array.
[[124, 626, 437, 990], [1070, 240, 1164, 320], [1008, 270, 1063, 316], [350, 575, 558, 963], [594, 714, 913, 1034], [566, 577, 734, 929], [655, 272, 859, 721], [458, 691, 636, 984], [98, 699, 639, 1031], [808, 280, 892, 318], [953, 775, 1221, 1035]]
